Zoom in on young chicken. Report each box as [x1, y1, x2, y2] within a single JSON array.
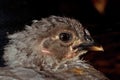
[[1, 16, 109, 80]]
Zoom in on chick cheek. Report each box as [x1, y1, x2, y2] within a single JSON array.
[[41, 48, 52, 55]]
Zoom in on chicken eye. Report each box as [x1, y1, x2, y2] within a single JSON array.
[[59, 33, 72, 42]]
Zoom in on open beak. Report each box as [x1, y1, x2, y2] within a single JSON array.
[[73, 42, 104, 52], [65, 42, 103, 59]]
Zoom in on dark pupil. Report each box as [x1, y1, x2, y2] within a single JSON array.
[[59, 33, 72, 42]]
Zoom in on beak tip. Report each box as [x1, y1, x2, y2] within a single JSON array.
[[89, 45, 104, 51]]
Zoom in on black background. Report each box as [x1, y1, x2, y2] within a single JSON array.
[[0, 0, 120, 80]]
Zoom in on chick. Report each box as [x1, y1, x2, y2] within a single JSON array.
[[1, 16, 109, 80]]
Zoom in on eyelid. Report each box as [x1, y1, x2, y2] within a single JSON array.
[[57, 30, 76, 39]]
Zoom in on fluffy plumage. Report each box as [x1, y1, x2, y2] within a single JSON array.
[[1, 16, 109, 80]]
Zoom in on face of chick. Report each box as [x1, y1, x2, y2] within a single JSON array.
[[35, 16, 94, 67], [39, 27, 86, 61]]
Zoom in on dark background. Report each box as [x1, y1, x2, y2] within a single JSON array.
[[0, 0, 120, 80]]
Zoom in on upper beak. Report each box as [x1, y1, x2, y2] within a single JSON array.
[[87, 44, 104, 51], [73, 42, 104, 51]]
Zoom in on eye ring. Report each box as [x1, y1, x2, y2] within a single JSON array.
[[59, 32, 72, 43]]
